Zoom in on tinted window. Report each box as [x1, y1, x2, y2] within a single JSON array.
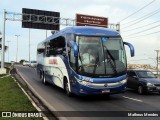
[[47, 36, 66, 56], [137, 71, 156, 78]]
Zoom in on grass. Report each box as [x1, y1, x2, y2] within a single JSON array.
[[0, 74, 8, 77], [0, 75, 43, 120]]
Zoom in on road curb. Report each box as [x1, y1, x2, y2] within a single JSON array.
[[11, 68, 49, 120], [14, 67, 67, 120]]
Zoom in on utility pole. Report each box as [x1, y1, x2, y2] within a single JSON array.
[[155, 50, 160, 77], [0, 9, 7, 74], [1, 9, 6, 69], [15, 35, 20, 63]]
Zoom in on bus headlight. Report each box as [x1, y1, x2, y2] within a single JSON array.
[[75, 77, 91, 86], [79, 80, 91, 86], [120, 79, 127, 84]]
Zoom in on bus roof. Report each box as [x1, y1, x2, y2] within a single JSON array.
[[60, 26, 119, 36], [61, 26, 120, 36], [40, 26, 120, 44]]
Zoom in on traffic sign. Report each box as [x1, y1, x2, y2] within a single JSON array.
[[22, 8, 60, 30], [76, 13, 108, 28]]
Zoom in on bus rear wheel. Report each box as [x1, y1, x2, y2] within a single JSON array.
[[41, 72, 48, 85], [40, 72, 43, 81], [64, 80, 72, 97]]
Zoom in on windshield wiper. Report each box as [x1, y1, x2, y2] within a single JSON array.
[[104, 46, 117, 75], [93, 53, 99, 74], [78, 53, 85, 72]]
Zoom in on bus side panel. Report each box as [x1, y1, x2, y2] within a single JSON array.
[[50, 67, 63, 88], [43, 56, 70, 89]]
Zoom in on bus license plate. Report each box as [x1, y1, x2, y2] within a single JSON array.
[[102, 89, 110, 93]]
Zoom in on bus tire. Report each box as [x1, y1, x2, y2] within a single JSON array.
[[42, 72, 48, 85], [40, 71, 43, 81], [64, 79, 72, 97]]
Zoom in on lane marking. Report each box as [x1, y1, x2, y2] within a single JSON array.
[[122, 96, 143, 102]]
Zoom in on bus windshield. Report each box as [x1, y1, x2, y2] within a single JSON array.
[[77, 36, 127, 78]]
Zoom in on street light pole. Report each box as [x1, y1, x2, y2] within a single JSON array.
[[155, 50, 160, 76], [1, 9, 6, 69], [6, 41, 10, 62], [15, 35, 20, 63]]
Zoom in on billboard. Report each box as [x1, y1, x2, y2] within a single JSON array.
[[22, 8, 60, 30], [76, 14, 108, 28]]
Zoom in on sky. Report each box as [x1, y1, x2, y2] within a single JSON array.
[[0, 0, 160, 66]]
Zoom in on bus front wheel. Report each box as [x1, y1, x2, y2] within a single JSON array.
[[64, 80, 72, 97]]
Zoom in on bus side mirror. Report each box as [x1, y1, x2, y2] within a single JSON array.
[[123, 42, 135, 57], [68, 41, 78, 57]]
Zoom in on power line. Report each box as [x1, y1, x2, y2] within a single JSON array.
[[125, 23, 160, 37], [121, 8, 160, 26], [120, 0, 156, 22], [155, 50, 160, 75], [123, 30, 160, 39], [121, 8, 160, 29], [121, 19, 160, 32]]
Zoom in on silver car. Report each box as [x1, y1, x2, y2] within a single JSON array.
[[29, 61, 37, 67], [23, 61, 30, 66]]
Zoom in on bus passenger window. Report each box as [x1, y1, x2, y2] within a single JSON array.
[[37, 48, 45, 54], [47, 36, 66, 56]]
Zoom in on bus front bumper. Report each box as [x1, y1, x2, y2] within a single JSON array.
[[71, 82, 127, 96]]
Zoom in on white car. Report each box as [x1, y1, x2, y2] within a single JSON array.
[[23, 61, 30, 66], [29, 61, 37, 67]]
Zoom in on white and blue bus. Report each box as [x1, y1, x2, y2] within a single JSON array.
[[37, 26, 134, 96]]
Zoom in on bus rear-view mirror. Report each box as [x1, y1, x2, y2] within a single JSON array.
[[68, 41, 78, 57], [123, 42, 135, 57]]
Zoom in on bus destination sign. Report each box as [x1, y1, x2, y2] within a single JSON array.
[[76, 13, 108, 28]]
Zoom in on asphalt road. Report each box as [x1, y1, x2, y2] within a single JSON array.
[[15, 65, 160, 120]]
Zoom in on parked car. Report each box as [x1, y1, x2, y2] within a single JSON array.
[[29, 61, 37, 67], [23, 61, 30, 66], [127, 69, 160, 95]]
